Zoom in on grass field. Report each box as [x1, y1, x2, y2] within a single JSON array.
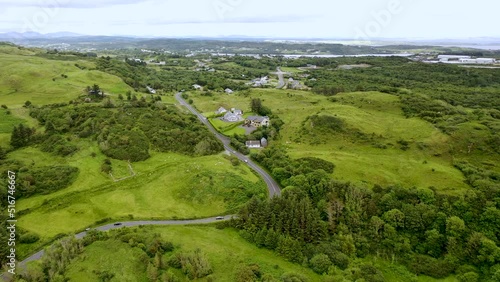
[[0, 48, 135, 107], [13, 142, 265, 257], [190, 89, 470, 193], [0, 108, 25, 133], [59, 225, 458, 281], [64, 225, 323, 281]]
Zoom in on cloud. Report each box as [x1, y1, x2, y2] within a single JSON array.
[[0, 0, 153, 9]]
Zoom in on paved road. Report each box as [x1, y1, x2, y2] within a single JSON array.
[[272, 67, 289, 89], [2, 95, 281, 280], [175, 92, 281, 197], [2, 216, 234, 281]]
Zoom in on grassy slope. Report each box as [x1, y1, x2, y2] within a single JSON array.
[[0, 48, 134, 107], [190, 89, 469, 193], [13, 143, 264, 240], [64, 225, 323, 282], [62, 225, 457, 282]]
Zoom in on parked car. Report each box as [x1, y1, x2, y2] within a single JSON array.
[[215, 216, 224, 220], [113, 222, 122, 226]]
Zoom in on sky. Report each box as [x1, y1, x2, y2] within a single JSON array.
[[0, 0, 499, 39]]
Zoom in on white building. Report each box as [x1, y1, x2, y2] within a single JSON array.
[[225, 88, 234, 94], [193, 84, 202, 90], [146, 86, 156, 94], [477, 58, 495, 64]]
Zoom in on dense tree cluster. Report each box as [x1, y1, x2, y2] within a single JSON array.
[[232, 146, 500, 279], [16, 165, 79, 198], [29, 104, 224, 161], [307, 57, 500, 110], [10, 124, 36, 149]]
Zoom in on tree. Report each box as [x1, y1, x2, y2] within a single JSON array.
[[309, 253, 332, 274], [251, 98, 262, 114], [0, 146, 6, 160], [10, 124, 35, 149]]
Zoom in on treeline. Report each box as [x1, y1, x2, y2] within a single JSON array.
[[28, 103, 223, 162], [228, 146, 500, 280], [95, 56, 249, 92], [307, 57, 500, 110]]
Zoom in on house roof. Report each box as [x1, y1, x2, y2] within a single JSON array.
[[247, 116, 269, 122], [246, 141, 261, 146]]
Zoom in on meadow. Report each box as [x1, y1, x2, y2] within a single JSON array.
[[0, 47, 134, 107], [63, 225, 322, 281], [11, 141, 265, 257], [189, 88, 469, 193], [51, 225, 458, 281]]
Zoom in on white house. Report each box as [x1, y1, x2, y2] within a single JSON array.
[[224, 112, 241, 122], [225, 88, 234, 94], [193, 84, 202, 90], [231, 108, 243, 116], [216, 107, 227, 115], [223, 108, 243, 122], [246, 141, 261, 148]]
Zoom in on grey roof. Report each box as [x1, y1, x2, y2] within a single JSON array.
[[247, 116, 269, 122], [246, 141, 261, 146]]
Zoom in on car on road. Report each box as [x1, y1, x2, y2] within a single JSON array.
[[113, 222, 122, 226], [85, 228, 91, 231], [244, 160, 248, 163], [215, 216, 224, 220]]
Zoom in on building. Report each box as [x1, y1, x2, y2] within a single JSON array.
[[477, 58, 495, 64], [216, 107, 227, 115], [246, 141, 261, 148], [225, 88, 234, 94], [193, 84, 202, 90], [459, 58, 478, 64], [260, 138, 268, 147], [231, 108, 243, 116], [223, 108, 243, 122], [245, 116, 270, 127]]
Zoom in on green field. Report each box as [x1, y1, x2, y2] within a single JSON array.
[[58, 225, 458, 281], [0, 109, 25, 134], [60, 225, 324, 281], [190, 89, 470, 193], [0, 48, 135, 107], [13, 142, 265, 257]]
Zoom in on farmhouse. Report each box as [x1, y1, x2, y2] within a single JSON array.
[[245, 116, 270, 127], [245, 138, 268, 148], [246, 141, 262, 148], [193, 84, 202, 90], [225, 88, 234, 94]]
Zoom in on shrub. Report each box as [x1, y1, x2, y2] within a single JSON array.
[[309, 254, 332, 274], [19, 233, 40, 244]]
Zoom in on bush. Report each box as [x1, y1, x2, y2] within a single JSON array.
[[18, 166, 79, 198], [280, 272, 308, 282], [19, 233, 40, 244], [309, 254, 332, 274]]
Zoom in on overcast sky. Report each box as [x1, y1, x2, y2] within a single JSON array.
[[0, 0, 499, 39]]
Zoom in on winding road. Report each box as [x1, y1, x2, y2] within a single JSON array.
[[2, 94, 281, 280], [273, 67, 289, 89], [175, 92, 281, 197]]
